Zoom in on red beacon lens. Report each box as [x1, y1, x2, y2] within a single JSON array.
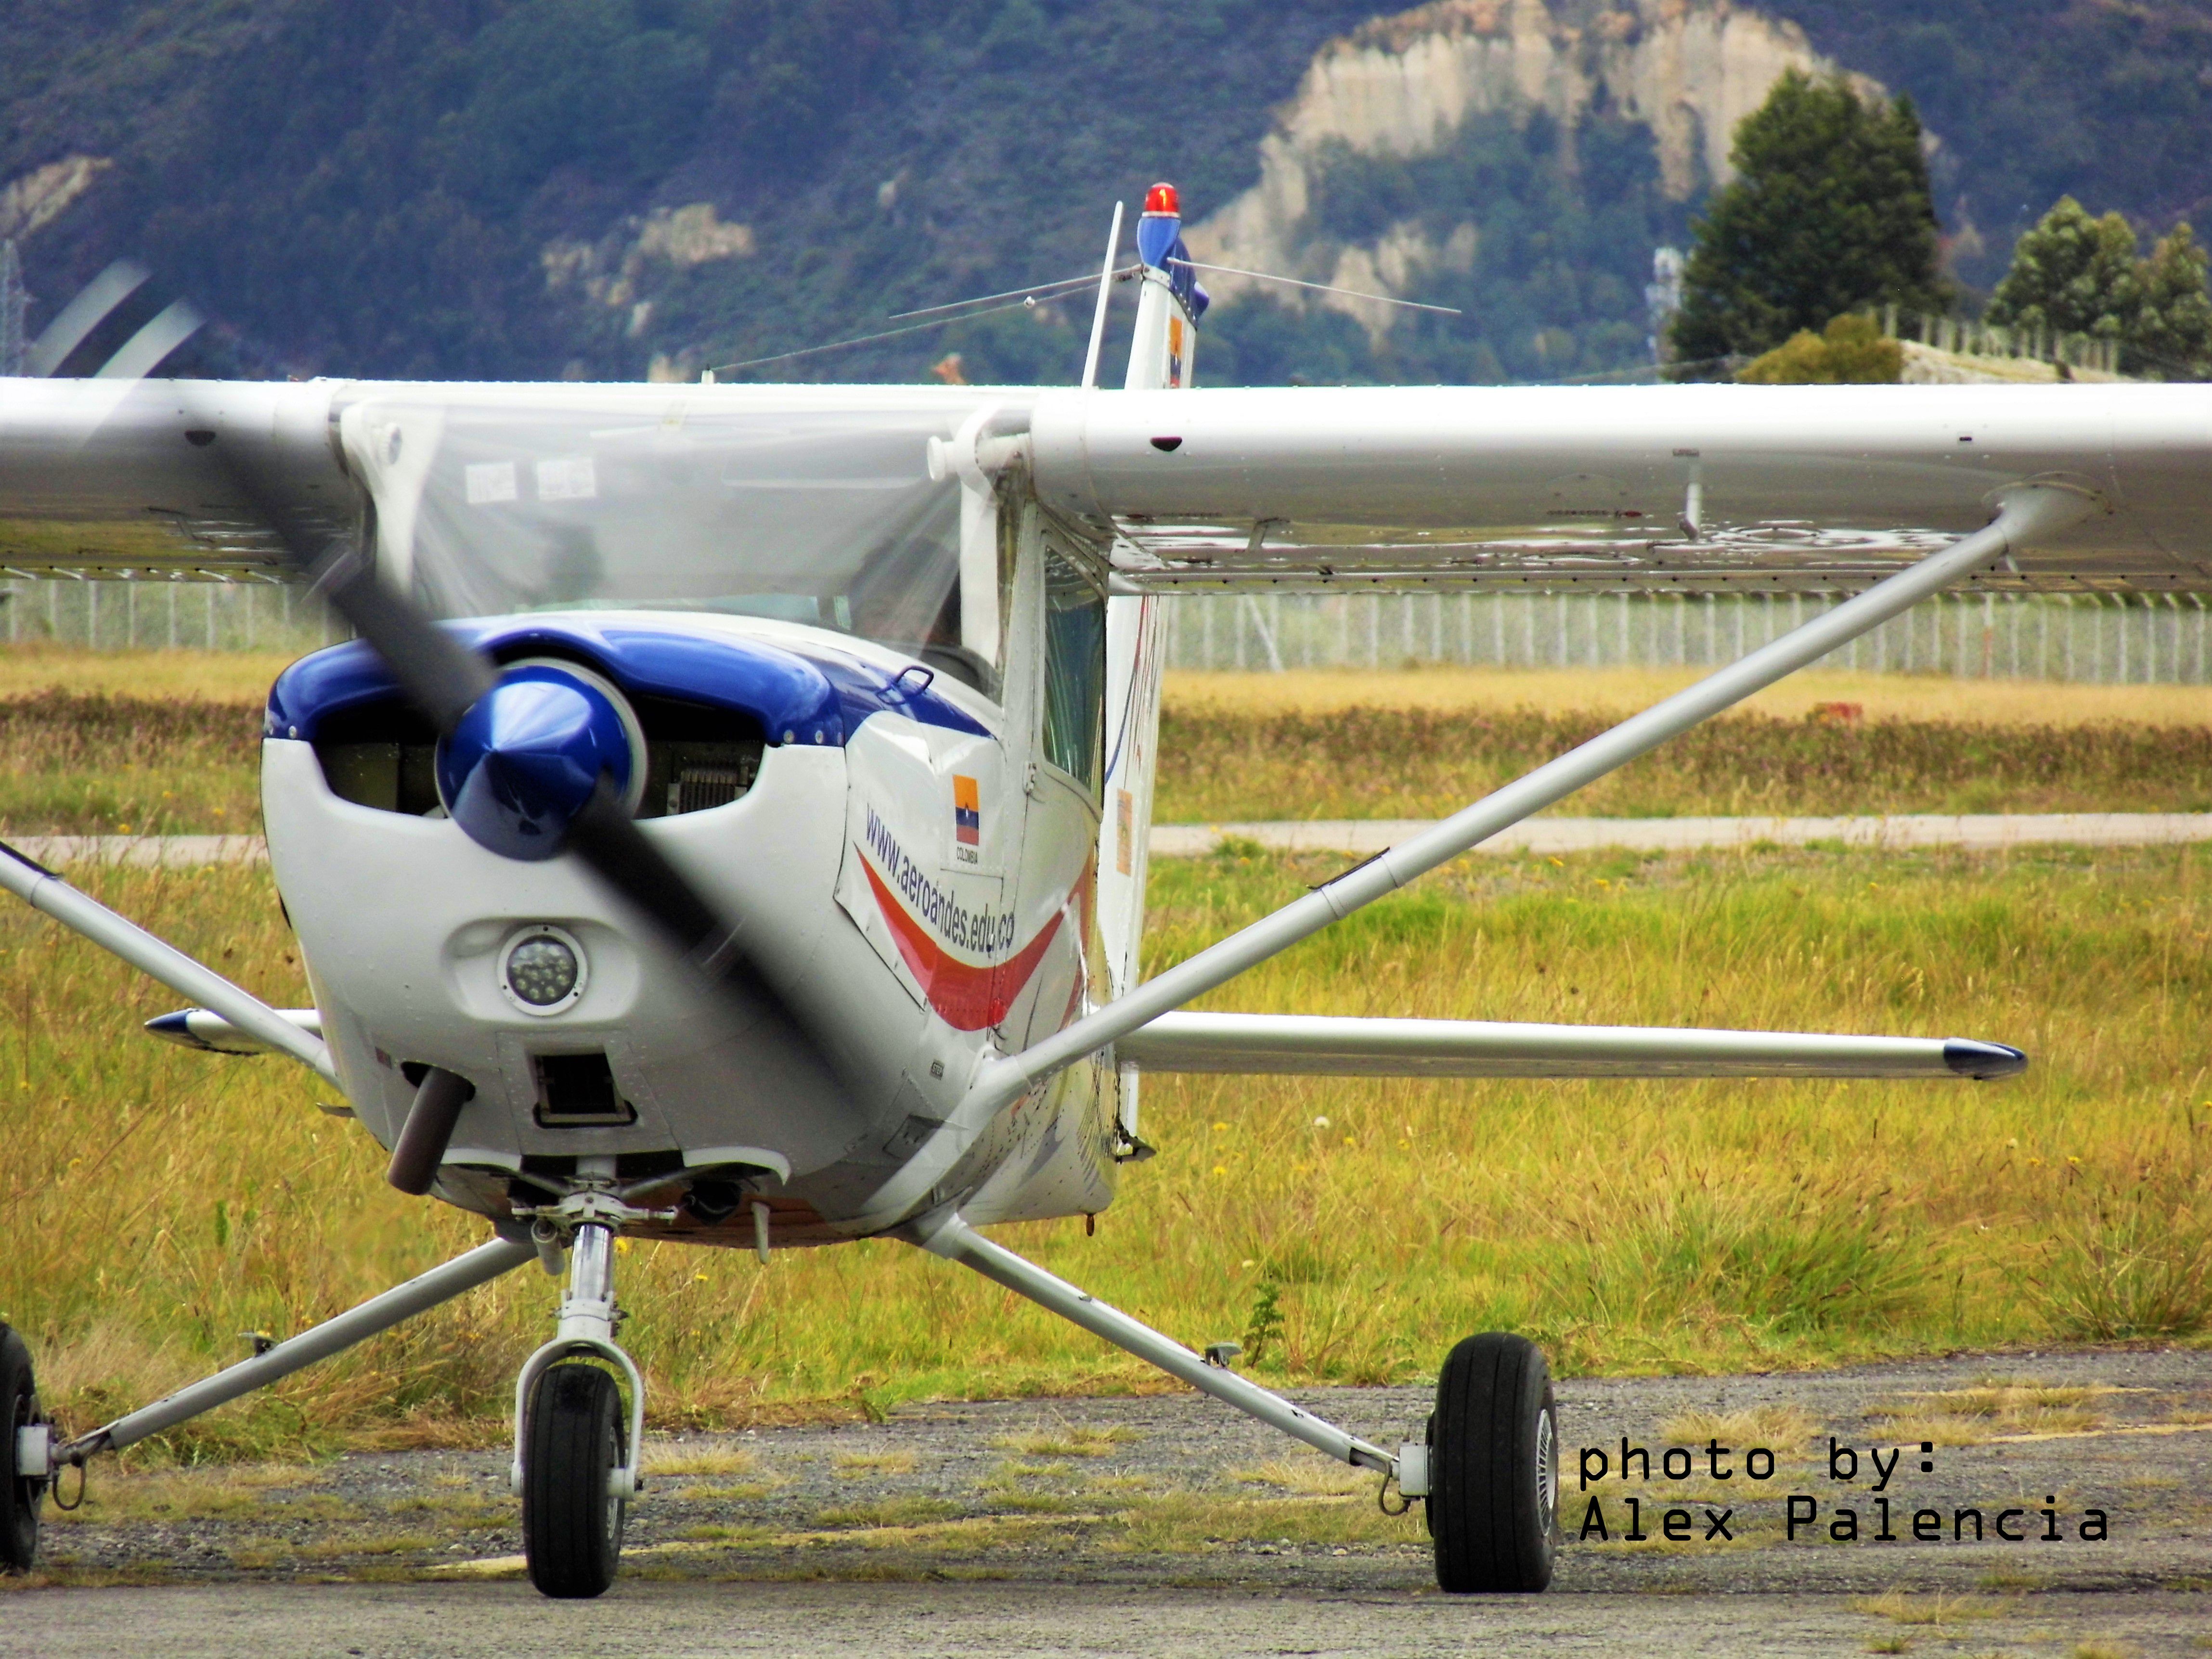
[[1143, 182, 1179, 216]]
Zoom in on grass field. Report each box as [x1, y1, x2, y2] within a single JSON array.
[[0, 644, 298, 703], [7, 654, 2212, 835], [1155, 702, 2212, 821], [1165, 666, 2212, 727], [1158, 668, 2212, 821], [0, 691, 263, 837], [1, 842, 2204, 1464]]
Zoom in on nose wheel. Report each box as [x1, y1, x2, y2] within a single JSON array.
[[508, 1204, 650, 1600], [1427, 1331, 1558, 1593], [522, 1362, 628, 1598]]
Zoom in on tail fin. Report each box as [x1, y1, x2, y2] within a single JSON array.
[[1124, 182, 1207, 391], [1099, 181, 1201, 1146]]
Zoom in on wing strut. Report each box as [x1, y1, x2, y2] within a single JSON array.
[[0, 839, 339, 1085], [857, 484, 2092, 1225]]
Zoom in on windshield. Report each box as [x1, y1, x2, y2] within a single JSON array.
[[344, 385, 1028, 693]]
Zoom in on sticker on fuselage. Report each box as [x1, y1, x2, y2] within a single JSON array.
[[954, 773, 982, 863]]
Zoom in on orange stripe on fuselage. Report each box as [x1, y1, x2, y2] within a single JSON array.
[[860, 853, 1064, 1031]]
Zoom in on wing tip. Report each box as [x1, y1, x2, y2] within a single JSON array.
[[1943, 1038, 2029, 1080], [144, 1009, 212, 1050]]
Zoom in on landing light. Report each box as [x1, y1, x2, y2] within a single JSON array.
[[502, 926, 587, 1016]]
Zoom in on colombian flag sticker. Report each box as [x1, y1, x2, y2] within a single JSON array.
[[953, 775, 981, 846]]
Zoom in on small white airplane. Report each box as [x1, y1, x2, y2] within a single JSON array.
[[0, 182, 2205, 1598]]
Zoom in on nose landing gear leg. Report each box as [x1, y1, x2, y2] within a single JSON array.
[[513, 1218, 646, 1599]]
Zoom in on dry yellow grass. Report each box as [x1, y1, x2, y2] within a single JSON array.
[[1166, 667, 2212, 729], [1237, 1456, 1372, 1496], [4, 843, 2209, 1461], [990, 1426, 1140, 1459], [834, 1449, 919, 1474], [0, 644, 295, 704], [1868, 1383, 2125, 1446], [1851, 1592, 2005, 1625], [642, 1443, 757, 1478], [6, 648, 2205, 725], [1659, 1404, 1821, 1452]]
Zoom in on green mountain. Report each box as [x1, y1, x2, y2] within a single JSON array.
[[3, 0, 2207, 387]]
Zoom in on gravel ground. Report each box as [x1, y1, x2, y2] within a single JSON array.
[[5, 1346, 2207, 1655]]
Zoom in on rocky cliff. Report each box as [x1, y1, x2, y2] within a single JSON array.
[[2, 0, 2203, 384], [1190, 0, 1860, 339]]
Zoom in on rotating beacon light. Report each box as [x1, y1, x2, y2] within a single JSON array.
[[1129, 181, 1208, 391], [1136, 181, 1209, 321], [1136, 182, 1182, 269]]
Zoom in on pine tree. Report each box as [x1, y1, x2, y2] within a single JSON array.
[[1984, 197, 2141, 343], [2130, 224, 2212, 379], [1669, 71, 1944, 369]]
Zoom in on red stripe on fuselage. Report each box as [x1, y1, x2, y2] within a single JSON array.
[[860, 854, 1064, 1031]]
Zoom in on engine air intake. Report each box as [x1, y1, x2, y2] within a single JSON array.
[[532, 1053, 636, 1127]]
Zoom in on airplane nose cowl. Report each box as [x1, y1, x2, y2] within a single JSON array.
[[436, 667, 634, 861]]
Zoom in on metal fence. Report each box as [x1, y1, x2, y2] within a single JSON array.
[[1162, 590, 2212, 684], [9, 578, 2211, 686], [1, 579, 341, 654]]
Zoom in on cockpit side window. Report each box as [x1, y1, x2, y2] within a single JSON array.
[[1041, 547, 1105, 796]]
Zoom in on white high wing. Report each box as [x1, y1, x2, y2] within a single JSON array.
[[1, 185, 2205, 1596]]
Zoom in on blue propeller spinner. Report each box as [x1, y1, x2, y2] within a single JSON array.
[[435, 665, 633, 861]]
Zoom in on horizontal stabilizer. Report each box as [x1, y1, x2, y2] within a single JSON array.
[[146, 1006, 323, 1056], [1116, 1012, 2026, 1080]]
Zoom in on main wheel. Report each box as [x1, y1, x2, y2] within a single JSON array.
[[521, 1362, 627, 1598], [2, 1325, 45, 1574], [1428, 1331, 1557, 1594]]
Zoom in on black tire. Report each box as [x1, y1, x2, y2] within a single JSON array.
[[521, 1362, 627, 1598], [1429, 1331, 1557, 1594], [2, 1325, 44, 1574]]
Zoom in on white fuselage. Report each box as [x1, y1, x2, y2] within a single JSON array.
[[264, 588, 1161, 1249]]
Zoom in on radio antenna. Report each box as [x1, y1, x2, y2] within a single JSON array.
[[1080, 201, 1125, 390]]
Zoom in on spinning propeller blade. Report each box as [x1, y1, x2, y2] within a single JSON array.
[[205, 430, 808, 1050]]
